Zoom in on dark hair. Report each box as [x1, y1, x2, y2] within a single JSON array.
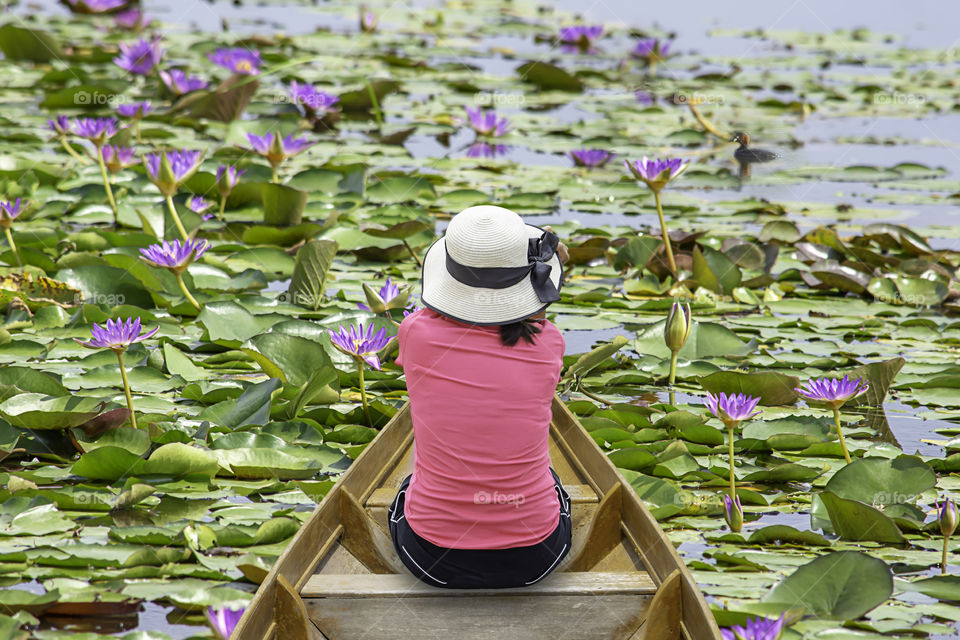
[[499, 319, 542, 346]]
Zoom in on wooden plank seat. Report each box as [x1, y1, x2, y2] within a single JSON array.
[[301, 571, 657, 640]]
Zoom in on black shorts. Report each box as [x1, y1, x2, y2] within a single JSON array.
[[387, 469, 572, 589]]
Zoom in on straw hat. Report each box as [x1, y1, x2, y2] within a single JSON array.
[[420, 205, 563, 325]]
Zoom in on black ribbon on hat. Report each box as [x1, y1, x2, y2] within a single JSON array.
[[444, 231, 561, 303]]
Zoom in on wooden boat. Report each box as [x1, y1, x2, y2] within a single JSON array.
[[233, 397, 722, 640]]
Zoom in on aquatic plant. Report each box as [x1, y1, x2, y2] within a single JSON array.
[[624, 156, 688, 276], [245, 132, 314, 182], [938, 498, 957, 574], [144, 149, 205, 240], [187, 196, 213, 214], [100, 145, 137, 173], [723, 494, 743, 533], [288, 81, 340, 118], [73, 117, 123, 224], [206, 606, 245, 640], [75, 317, 158, 430], [140, 239, 210, 310], [558, 25, 603, 52], [208, 48, 261, 75], [0, 198, 25, 267], [705, 391, 761, 500], [721, 613, 786, 640], [117, 101, 151, 141], [359, 278, 413, 320], [216, 165, 244, 219], [631, 38, 672, 75], [663, 301, 691, 388], [113, 37, 164, 75], [465, 107, 511, 138], [569, 149, 613, 168], [160, 69, 209, 95], [795, 375, 869, 464], [466, 142, 509, 158], [329, 323, 391, 427], [114, 8, 148, 30], [360, 7, 378, 33]]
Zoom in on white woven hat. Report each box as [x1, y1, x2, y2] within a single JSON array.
[[420, 205, 563, 325]]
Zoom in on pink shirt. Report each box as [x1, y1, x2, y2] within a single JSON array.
[[395, 308, 565, 550]]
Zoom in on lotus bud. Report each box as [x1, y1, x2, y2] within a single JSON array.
[[361, 278, 411, 314], [154, 151, 178, 198], [724, 494, 743, 533], [664, 301, 691, 353], [940, 499, 958, 538]]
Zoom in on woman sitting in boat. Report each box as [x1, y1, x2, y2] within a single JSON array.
[[390, 205, 571, 589]]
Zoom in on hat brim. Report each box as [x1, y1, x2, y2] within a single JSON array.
[[420, 224, 563, 326]]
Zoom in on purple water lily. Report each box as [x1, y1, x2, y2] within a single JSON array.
[[465, 107, 511, 137], [635, 91, 654, 106], [71, 117, 120, 146], [187, 196, 213, 214], [0, 198, 24, 226], [140, 238, 210, 270], [723, 494, 743, 533], [625, 156, 688, 191], [795, 375, 869, 408], [329, 323, 392, 427], [358, 278, 400, 312], [114, 8, 148, 30], [559, 25, 603, 52], [144, 149, 204, 196], [329, 323, 391, 370], [288, 81, 340, 117], [76, 317, 158, 351], [208, 48, 261, 75], [113, 37, 163, 75], [216, 165, 244, 196], [707, 391, 761, 500], [64, 0, 126, 14], [206, 606, 245, 640], [101, 145, 137, 172], [721, 614, 786, 640], [706, 392, 761, 426], [569, 149, 612, 168], [245, 132, 314, 181], [47, 115, 70, 136], [159, 69, 209, 95], [632, 38, 671, 59], [360, 7, 378, 33], [117, 101, 151, 119], [466, 142, 509, 158], [797, 376, 870, 465]]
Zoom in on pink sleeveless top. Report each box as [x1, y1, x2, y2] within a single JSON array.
[[395, 308, 565, 549]]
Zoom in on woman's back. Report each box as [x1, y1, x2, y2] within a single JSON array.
[[396, 308, 565, 550]]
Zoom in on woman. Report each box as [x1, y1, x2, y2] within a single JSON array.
[[390, 205, 570, 589]]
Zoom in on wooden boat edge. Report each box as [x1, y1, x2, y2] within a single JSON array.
[[232, 397, 722, 640]]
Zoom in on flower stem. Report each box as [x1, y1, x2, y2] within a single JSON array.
[[728, 423, 736, 500], [668, 350, 679, 386], [60, 137, 91, 164], [688, 102, 728, 141], [271, 166, 279, 184], [576, 380, 610, 406], [943, 535, 950, 575], [4, 227, 21, 268], [176, 271, 201, 311], [218, 196, 226, 221], [832, 406, 852, 464], [115, 350, 139, 430], [366, 80, 383, 130], [357, 359, 372, 428], [95, 144, 119, 226], [164, 195, 190, 241], [402, 239, 423, 267], [653, 190, 677, 277]]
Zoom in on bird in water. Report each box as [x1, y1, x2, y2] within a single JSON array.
[[732, 131, 777, 179]]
